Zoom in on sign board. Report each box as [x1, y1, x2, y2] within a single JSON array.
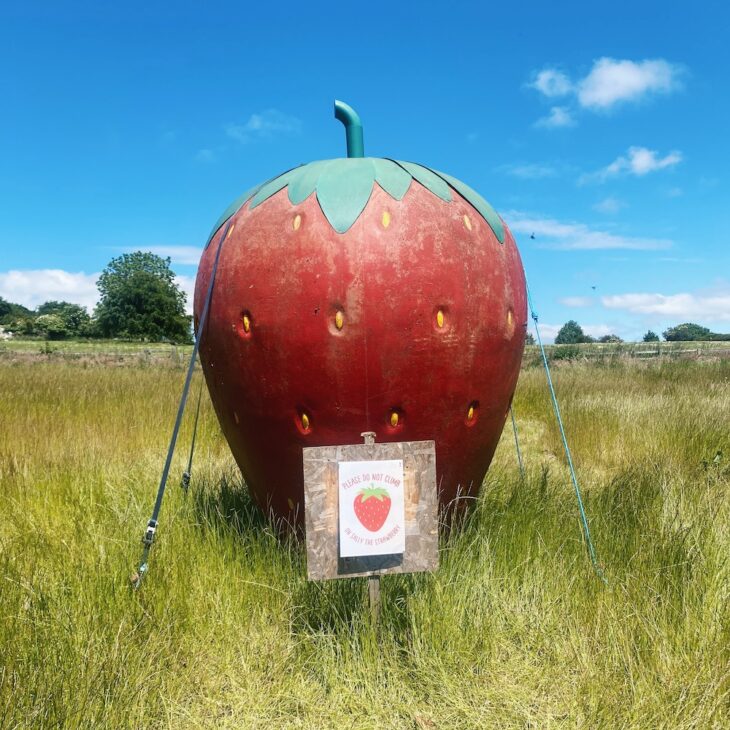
[[338, 459, 406, 557], [303, 440, 438, 581]]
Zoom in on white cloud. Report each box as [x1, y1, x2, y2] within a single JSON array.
[[535, 323, 561, 342], [560, 296, 595, 307], [583, 324, 616, 339], [498, 163, 557, 179], [0, 269, 198, 315], [602, 288, 730, 322], [225, 109, 302, 143], [624, 147, 682, 175], [530, 69, 573, 97], [593, 196, 625, 214], [0, 270, 100, 311], [125, 246, 202, 266], [581, 146, 682, 184], [505, 210, 672, 250], [175, 275, 196, 314], [535, 106, 575, 129], [528, 57, 683, 127], [578, 58, 683, 110]]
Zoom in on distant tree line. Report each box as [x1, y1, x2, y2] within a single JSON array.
[[661, 323, 730, 342], [0, 252, 192, 343], [543, 319, 730, 345], [553, 320, 625, 344]]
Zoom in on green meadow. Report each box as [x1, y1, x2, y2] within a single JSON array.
[[1, 350, 728, 728]]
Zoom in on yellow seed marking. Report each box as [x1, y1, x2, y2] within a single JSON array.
[[390, 412, 399, 428], [287, 498, 295, 510], [242, 314, 251, 333], [293, 214, 301, 230], [301, 413, 310, 431], [382, 210, 391, 228], [335, 310, 344, 330], [226, 224, 235, 239], [467, 405, 475, 421], [463, 215, 472, 231], [436, 309, 445, 328]]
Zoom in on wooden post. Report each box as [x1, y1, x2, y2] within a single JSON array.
[[361, 431, 381, 624], [360, 431, 376, 445], [368, 574, 381, 625]]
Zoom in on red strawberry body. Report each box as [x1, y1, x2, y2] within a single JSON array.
[[353, 487, 392, 532], [194, 154, 526, 526]]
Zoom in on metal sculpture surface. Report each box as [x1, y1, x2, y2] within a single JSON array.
[[194, 101, 527, 524]]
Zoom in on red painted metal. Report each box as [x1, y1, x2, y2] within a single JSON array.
[[194, 180, 526, 524]]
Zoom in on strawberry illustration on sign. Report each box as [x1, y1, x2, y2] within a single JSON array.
[[194, 101, 527, 526], [353, 485, 392, 532], [338, 459, 405, 557]]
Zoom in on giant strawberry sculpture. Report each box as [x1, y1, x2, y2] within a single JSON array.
[[194, 101, 526, 524]]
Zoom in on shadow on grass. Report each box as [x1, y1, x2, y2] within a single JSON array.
[[190, 469, 271, 539]]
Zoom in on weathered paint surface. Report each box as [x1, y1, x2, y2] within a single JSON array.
[[194, 178, 527, 524], [303, 440, 438, 580]]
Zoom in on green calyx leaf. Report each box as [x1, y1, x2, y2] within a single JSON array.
[[316, 159, 375, 233], [431, 168, 505, 244], [207, 158, 505, 241], [204, 183, 260, 249], [287, 160, 330, 205], [357, 485, 390, 502], [372, 158, 411, 200], [203, 165, 303, 249], [394, 160, 451, 202], [249, 168, 301, 210]]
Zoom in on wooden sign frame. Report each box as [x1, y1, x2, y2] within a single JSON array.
[[303, 439, 439, 581]]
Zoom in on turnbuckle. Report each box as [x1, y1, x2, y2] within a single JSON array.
[[142, 519, 158, 547]]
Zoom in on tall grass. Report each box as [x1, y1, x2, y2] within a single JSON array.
[[0, 358, 728, 728]]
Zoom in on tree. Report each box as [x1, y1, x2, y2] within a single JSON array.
[[0, 297, 33, 325], [36, 301, 92, 337], [94, 252, 192, 342], [663, 323, 712, 341], [35, 314, 68, 340], [525, 332, 536, 345], [598, 334, 623, 343], [643, 330, 660, 342], [555, 320, 587, 344]]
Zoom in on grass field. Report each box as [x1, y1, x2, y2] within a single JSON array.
[[1, 353, 728, 728], [3, 337, 730, 364]]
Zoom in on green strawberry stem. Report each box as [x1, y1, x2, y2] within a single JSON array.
[[357, 485, 389, 502], [334, 100, 364, 159]]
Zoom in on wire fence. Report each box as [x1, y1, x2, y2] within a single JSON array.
[[523, 340, 730, 365]]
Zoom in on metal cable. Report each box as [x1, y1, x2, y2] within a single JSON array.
[[526, 278, 607, 584], [132, 219, 231, 588], [510, 406, 525, 479], [181, 375, 204, 494]]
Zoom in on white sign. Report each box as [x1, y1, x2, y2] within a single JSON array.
[[338, 459, 406, 557]]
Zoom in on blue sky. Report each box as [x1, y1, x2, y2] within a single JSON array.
[[1, 1, 728, 341]]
